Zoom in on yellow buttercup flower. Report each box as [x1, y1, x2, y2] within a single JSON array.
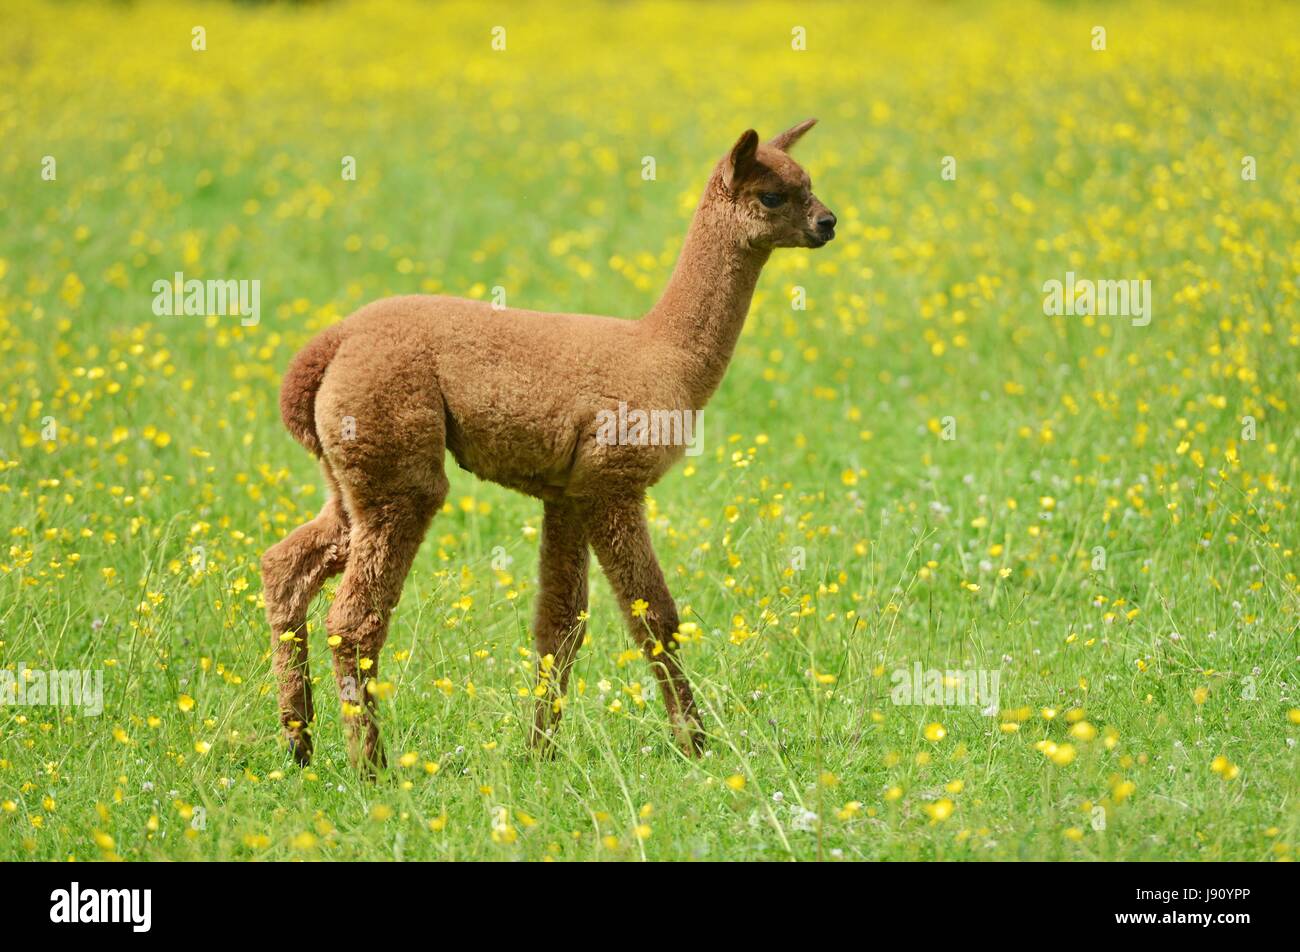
[[924, 798, 954, 822]]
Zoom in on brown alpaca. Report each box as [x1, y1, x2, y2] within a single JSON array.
[[262, 120, 835, 771]]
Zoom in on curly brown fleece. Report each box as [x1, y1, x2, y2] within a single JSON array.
[[262, 120, 836, 771]]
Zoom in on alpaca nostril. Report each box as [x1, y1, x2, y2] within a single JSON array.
[[816, 213, 837, 236]]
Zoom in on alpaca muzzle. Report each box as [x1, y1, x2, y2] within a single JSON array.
[[815, 211, 837, 241]]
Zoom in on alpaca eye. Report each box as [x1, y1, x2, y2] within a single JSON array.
[[759, 192, 785, 208]]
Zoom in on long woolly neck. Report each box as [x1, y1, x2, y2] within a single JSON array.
[[642, 186, 770, 407]]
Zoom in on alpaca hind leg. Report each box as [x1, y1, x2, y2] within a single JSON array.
[[262, 488, 350, 764], [326, 477, 443, 774], [530, 500, 590, 752], [312, 335, 450, 773], [588, 498, 703, 755]]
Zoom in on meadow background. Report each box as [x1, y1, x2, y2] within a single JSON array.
[[1, 0, 1298, 861]]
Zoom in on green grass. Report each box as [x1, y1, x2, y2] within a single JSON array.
[[0, 0, 1297, 861]]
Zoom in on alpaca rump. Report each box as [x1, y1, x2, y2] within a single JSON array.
[[263, 120, 837, 771]]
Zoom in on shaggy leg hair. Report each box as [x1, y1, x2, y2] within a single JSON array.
[[589, 499, 703, 753], [529, 500, 591, 752], [261, 467, 350, 764]]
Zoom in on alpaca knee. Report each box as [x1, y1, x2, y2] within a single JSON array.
[[325, 592, 376, 650], [262, 507, 349, 625]]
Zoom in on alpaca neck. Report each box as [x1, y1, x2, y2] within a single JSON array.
[[643, 195, 770, 406]]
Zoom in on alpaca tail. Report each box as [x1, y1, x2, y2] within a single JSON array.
[[279, 325, 344, 457]]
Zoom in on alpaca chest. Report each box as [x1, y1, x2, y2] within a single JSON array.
[[443, 406, 583, 499]]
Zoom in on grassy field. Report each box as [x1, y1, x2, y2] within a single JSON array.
[[2, 0, 1298, 861]]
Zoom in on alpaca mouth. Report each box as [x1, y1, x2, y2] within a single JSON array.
[[805, 232, 829, 248]]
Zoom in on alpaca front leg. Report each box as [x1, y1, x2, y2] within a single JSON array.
[[589, 499, 703, 754], [530, 501, 590, 751]]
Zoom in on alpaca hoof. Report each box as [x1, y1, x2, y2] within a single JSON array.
[[286, 731, 313, 767], [529, 726, 560, 760], [672, 719, 706, 757], [349, 745, 387, 780]]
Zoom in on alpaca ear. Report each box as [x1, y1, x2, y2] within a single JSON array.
[[767, 118, 817, 153], [723, 129, 759, 192]]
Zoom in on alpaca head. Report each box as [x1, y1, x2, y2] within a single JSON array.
[[714, 119, 836, 250]]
